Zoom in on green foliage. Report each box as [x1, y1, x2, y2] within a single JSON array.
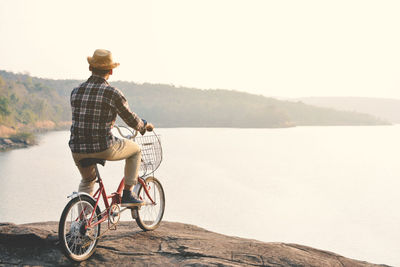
[[0, 70, 388, 130], [19, 109, 38, 124], [0, 96, 11, 116], [0, 71, 71, 128], [10, 93, 18, 103], [0, 76, 5, 88]]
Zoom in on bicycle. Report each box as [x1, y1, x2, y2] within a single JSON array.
[[58, 125, 165, 262]]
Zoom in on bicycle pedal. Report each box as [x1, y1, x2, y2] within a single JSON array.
[[108, 221, 118, 230]]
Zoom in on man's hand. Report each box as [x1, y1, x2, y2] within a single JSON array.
[[146, 123, 154, 132], [140, 123, 154, 135]]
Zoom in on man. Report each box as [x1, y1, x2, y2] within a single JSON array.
[[69, 49, 153, 206]]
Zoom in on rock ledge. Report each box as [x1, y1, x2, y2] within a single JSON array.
[[0, 221, 391, 267]]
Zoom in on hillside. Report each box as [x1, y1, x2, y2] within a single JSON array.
[[298, 97, 400, 123], [0, 221, 390, 266], [0, 70, 388, 137], [112, 81, 389, 127], [0, 71, 71, 132]]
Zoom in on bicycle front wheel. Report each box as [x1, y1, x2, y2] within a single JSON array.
[[58, 195, 101, 262], [136, 176, 165, 231]]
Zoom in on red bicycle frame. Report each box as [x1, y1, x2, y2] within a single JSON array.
[[80, 165, 156, 229]]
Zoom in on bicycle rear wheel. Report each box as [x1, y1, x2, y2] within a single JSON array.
[[58, 195, 101, 262], [136, 176, 165, 231]]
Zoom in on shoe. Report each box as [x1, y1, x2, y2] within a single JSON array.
[[121, 190, 144, 207]]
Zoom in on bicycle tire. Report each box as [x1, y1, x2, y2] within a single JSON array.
[[136, 176, 165, 231], [58, 195, 101, 262]]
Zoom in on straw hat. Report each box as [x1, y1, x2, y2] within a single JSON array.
[[87, 49, 120, 70]]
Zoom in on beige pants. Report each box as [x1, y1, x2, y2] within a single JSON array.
[[72, 138, 141, 195]]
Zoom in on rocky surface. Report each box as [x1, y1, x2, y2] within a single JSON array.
[[0, 221, 391, 267], [0, 121, 71, 151], [0, 137, 30, 151]]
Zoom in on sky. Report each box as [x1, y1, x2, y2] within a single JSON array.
[[0, 0, 399, 99]]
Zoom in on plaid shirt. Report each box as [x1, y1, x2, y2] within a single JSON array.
[[69, 75, 145, 153]]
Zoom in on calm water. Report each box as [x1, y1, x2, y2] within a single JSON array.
[[0, 126, 399, 266]]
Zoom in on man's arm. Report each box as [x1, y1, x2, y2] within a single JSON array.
[[113, 89, 146, 132]]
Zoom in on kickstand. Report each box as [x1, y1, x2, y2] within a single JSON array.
[[131, 207, 138, 219]]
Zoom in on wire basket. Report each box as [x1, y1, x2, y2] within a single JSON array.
[[134, 131, 162, 177]]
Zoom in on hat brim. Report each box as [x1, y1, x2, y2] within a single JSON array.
[[87, 56, 120, 70]]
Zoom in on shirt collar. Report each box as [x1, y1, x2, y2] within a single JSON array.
[[89, 74, 109, 84]]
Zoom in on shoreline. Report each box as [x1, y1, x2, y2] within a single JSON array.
[[0, 121, 71, 151], [0, 137, 31, 151], [0, 123, 396, 152]]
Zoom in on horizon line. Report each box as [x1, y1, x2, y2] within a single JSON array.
[[1, 69, 399, 101]]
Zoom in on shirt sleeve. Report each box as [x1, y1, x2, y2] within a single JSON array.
[[113, 88, 145, 132]]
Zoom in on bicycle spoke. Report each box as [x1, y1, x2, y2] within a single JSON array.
[[70, 236, 77, 253], [66, 232, 72, 243], [79, 242, 84, 255]]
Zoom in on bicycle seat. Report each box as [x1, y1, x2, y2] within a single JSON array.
[[79, 158, 106, 168]]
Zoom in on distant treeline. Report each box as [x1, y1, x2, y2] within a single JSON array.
[[0, 70, 388, 133], [298, 97, 400, 124]]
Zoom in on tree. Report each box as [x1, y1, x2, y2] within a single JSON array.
[[0, 76, 5, 88], [0, 96, 11, 116]]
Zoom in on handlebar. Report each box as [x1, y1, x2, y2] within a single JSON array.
[[114, 125, 138, 139]]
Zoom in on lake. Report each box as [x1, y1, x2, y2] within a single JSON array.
[[0, 126, 399, 266]]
